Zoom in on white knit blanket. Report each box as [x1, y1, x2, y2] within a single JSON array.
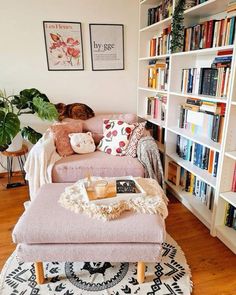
[[59, 177, 168, 221]]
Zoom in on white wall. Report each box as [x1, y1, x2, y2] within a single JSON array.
[[0, 0, 139, 173], [0, 0, 139, 114]]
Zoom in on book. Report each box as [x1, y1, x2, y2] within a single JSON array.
[[116, 180, 136, 193], [231, 163, 236, 192], [168, 161, 181, 186]]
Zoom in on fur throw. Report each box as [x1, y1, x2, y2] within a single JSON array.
[[55, 103, 95, 121]]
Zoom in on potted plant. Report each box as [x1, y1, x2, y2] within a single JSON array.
[[0, 88, 58, 151]]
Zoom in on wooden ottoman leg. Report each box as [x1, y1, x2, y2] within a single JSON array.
[[137, 261, 145, 284], [34, 262, 44, 284]]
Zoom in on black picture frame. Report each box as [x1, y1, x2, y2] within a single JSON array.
[[89, 24, 124, 71], [43, 21, 84, 71]]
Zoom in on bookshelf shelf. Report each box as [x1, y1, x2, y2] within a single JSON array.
[[140, 16, 172, 33], [139, 54, 170, 61], [138, 0, 236, 253], [169, 92, 228, 104], [172, 45, 234, 57], [138, 87, 168, 94], [138, 114, 166, 127], [168, 126, 221, 152], [166, 180, 212, 229], [220, 192, 236, 207], [184, 0, 229, 18], [216, 225, 236, 254], [225, 151, 236, 161], [166, 153, 217, 188]]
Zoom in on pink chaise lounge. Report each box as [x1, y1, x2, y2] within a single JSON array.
[[51, 113, 145, 183]]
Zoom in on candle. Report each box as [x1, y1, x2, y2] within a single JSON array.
[[94, 180, 108, 198]]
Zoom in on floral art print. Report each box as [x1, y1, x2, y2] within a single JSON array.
[[43, 21, 84, 70]]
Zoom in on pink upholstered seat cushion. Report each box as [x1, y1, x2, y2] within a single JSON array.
[[12, 183, 165, 245], [52, 151, 144, 183]]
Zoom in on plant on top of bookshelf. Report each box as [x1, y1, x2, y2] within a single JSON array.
[[171, 0, 185, 53]]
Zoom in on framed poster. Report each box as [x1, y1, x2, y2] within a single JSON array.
[[43, 21, 84, 71], [89, 24, 124, 71]]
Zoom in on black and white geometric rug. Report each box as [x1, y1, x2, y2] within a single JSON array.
[[0, 235, 192, 295]]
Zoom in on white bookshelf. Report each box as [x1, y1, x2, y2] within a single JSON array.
[[138, 0, 236, 253]]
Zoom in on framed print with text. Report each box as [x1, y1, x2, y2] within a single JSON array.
[[43, 21, 84, 71], [89, 24, 124, 71]]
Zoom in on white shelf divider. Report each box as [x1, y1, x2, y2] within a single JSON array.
[[169, 91, 228, 104], [220, 192, 236, 207], [225, 151, 236, 161], [138, 87, 168, 94], [140, 16, 172, 33], [167, 153, 217, 188]]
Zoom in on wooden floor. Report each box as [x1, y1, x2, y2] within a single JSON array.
[[0, 176, 236, 294]]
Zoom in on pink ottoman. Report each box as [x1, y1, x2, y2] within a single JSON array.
[[12, 183, 166, 284]]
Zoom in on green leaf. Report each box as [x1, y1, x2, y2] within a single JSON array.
[[32, 97, 58, 121], [21, 126, 42, 144], [0, 111, 20, 147], [12, 88, 49, 111]]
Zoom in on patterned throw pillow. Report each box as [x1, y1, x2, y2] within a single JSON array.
[[97, 120, 135, 156], [125, 122, 146, 157], [50, 121, 83, 157]]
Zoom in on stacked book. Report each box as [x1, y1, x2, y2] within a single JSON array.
[[184, 16, 236, 51], [147, 59, 169, 90], [181, 54, 232, 97], [225, 204, 236, 230], [146, 95, 167, 121], [147, 0, 173, 26], [178, 98, 225, 143], [149, 26, 172, 56], [176, 135, 220, 178], [167, 162, 215, 210]]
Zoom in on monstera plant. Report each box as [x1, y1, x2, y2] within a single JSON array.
[[0, 88, 58, 151]]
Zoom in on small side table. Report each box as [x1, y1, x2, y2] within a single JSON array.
[[1, 144, 28, 188]]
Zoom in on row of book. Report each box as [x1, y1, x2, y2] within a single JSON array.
[[225, 204, 236, 230], [146, 96, 167, 121], [176, 135, 219, 178], [167, 162, 215, 210], [181, 55, 232, 98], [149, 123, 165, 145], [149, 26, 171, 56], [147, 59, 169, 90], [147, 0, 173, 26], [184, 16, 236, 51], [178, 98, 225, 143]]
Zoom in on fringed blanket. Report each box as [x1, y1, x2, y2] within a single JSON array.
[[59, 177, 168, 221]]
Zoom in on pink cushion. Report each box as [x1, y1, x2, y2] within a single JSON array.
[[52, 151, 144, 183], [50, 121, 83, 157], [82, 113, 138, 144], [12, 183, 166, 245], [16, 243, 163, 262]]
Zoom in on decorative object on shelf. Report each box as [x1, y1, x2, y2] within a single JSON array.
[[89, 24, 124, 71], [55, 102, 95, 121], [171, 0, 185, 53], [0, 88, 58, 151], [43, 21, 84, 71]]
